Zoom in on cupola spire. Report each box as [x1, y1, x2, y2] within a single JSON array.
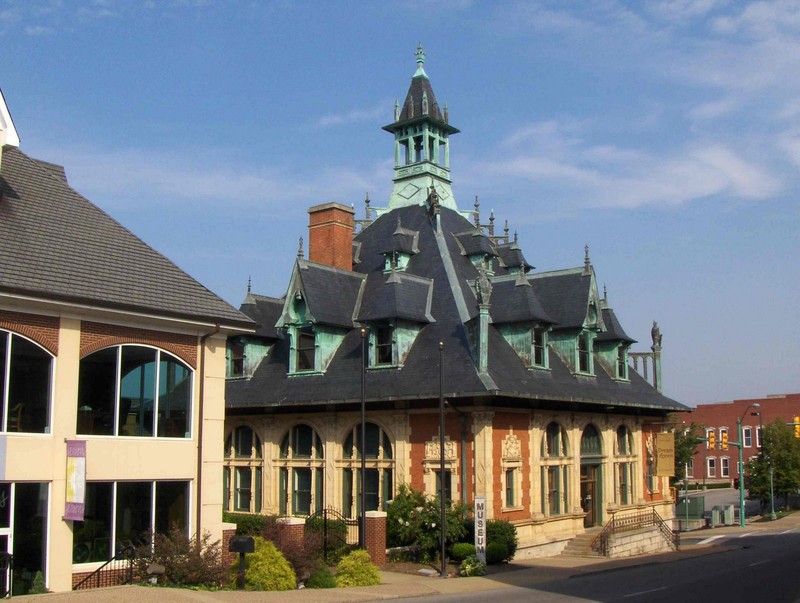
[[383, 47, 460, 212]]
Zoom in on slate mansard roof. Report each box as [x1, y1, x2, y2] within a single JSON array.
[[0, 146, 253, 328], [228, 202, 686, 414]]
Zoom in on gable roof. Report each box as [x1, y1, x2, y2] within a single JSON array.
[[0, 147, 253, 328]]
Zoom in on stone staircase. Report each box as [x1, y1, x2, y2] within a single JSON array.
[[560, 527, 604, 558]]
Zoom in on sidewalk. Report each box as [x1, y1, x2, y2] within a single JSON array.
[[13, 511, 798, 603]]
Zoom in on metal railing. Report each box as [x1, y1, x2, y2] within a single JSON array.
[[73, 545, 136, 590], [592, 509, 676, 556]]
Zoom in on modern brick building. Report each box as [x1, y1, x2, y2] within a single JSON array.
[[0, 89, 253, 593]]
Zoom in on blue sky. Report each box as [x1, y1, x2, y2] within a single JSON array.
[[1, 0, 798, 406]]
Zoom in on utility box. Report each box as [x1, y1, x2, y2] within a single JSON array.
[[710, 505, 723, 527], [723, 504, 735, 525], [676, 496, 704, 519], [229, 536, 255, 554]]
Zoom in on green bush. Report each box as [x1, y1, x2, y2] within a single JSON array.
[[223, 512, 277, 536], [335, 550, 381, 588], [485, 542, 509, 565], [306, 564, 337, 589], [459, 518, 517, 562], [459, 555, 486, 577], [450, 542, 476, 562], [487, 520, 517, 561], [243, 537, 296, 591], [386, 484, 468, 562], [29, 571, 47, 594], [134, 529, 228, 588]]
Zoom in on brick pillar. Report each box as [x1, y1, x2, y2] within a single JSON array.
[[277, 517, 306, 551], [308, 202, 355, 270], [364, 511, 387, 567], [221, 528, 237, 568]]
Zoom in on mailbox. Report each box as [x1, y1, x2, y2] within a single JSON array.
[[229, 536, 255, 554]]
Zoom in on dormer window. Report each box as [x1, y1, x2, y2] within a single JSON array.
[[228, 339, 245, 378], [296, 327, 316, 372], [374, 325, 394, 366], [532, 326, 548, 368], [616, 346, 628, 380], [578, 332, 591, 373]]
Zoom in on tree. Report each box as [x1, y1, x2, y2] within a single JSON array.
[[747, 419, 800, 509], [671, 420, 705, 485]]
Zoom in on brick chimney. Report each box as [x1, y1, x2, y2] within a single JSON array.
[[307, 202, 355, 270]]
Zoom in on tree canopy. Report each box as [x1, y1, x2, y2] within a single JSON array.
[[746, 419, 800, 508]]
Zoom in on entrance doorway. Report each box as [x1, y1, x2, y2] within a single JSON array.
[[580, 464, 599, 528]]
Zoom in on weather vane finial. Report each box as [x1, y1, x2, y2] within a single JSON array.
[[415, 43, 425, 66]]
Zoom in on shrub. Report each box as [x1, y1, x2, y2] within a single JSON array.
[[223, 512, 277, 537], [335, 550, 381, 587], [386, 484, 469, 562], [243, 537, 296, 591], [485, 542, 509, 565], [450, 542, 476, 562], [134, 529, 228, 588], [306, 564, 337, 589], [487, 520, 517, 561], [459, 555, 486, 577], [29, 571, 47, 594]]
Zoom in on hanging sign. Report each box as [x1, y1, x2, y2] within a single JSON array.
[[656, 432, 675, 477], [65, 440, 86, 521], [474, 496, 486, 563]]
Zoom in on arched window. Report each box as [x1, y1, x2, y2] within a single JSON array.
[[0, 330, 53, 433], [341, 422, 394, 518], [614, 425, 634, 505], [277, 424, 324, 516], [223, 426, 262, 513], [540, 422, 569, 516], [77, 345, 192, 438], [580, 424, 602, 456]]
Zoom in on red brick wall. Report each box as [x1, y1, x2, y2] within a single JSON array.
[[308, 203, 354, 271], [408, 413, 470, 498], [72, 567, 132, 589], [492, 412, 530, 520], [0, 310, 59, 355], [80, 321, 197, 368]]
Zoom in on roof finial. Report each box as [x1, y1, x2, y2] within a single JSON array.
[[583, 244, 591, 275], [473, 195, 480, 227], [365, 192, 371, 221], [514, 230, 518, 244], [394, 99, 400, 121], [489, 209, 495, 237], [603, 283, 607, 301], [298, 236, 304, 259], [247, 275, 252, 294], [443, 102, 449, 124], [415, 43, 425, 67], [504, 219, 509, 243]]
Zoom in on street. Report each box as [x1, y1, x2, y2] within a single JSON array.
[[385, 528, 800, 603]]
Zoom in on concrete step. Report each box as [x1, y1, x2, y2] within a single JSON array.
[[560, 529, 604, 558]]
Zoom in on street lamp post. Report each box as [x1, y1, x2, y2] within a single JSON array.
[[439, 341, 447, 578], [359, 328, 367, 549], [752, 411, 776, 521], [735, 402, 760, 527]]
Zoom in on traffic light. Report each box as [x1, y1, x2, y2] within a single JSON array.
[[708, 431, 715, 449], [794, 417, 800, 439], [721, 430, 728, 450]]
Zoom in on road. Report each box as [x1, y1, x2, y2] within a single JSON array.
[[386, 528, 800, 603]]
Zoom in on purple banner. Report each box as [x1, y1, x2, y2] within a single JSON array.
[[65, 440, 86, 521]]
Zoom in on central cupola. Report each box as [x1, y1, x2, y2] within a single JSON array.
[[383, 45, 460, 211]]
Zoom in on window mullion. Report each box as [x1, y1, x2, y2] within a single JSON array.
[[1, 335, 10, 432], [111, 482, 118, 555], [153, 351, 161, 438], [114, 347, 122, 436]]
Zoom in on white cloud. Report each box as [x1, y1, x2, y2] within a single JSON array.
[[317, 102, 389, 128], [38, 144, 389, 212], [688, 97, 738, 120]]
